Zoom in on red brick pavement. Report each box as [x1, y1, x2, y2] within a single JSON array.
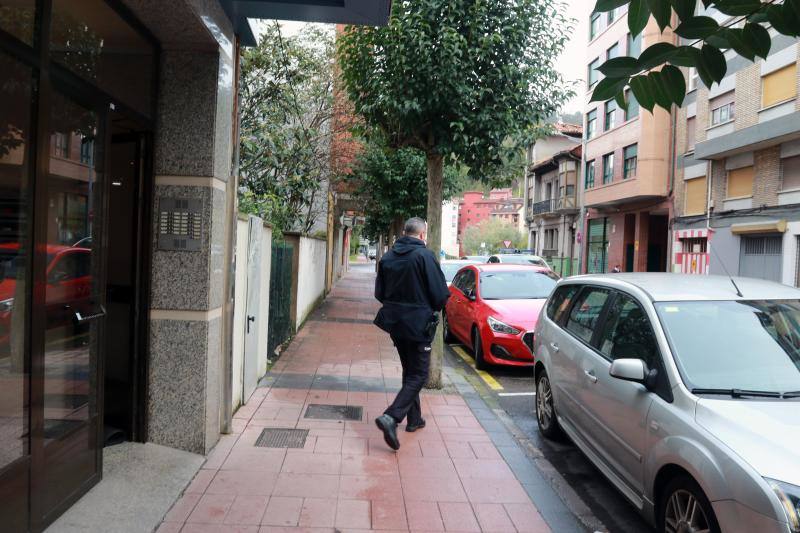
[[158, 266, 551, 532]]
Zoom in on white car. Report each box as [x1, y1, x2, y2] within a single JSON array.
[[487, 254, 551, 269]]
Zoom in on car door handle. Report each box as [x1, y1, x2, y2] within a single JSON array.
[[549, 342, 559, 352], [584, 369, 598, 383]]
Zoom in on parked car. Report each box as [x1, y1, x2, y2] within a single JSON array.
[[443, 264, 558, 369], [534, 273, 800, 533], [0, 243, 93, 351], [440, 259, 481, 286], [487, 253, 552, 270]]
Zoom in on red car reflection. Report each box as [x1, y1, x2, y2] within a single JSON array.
[[443, 264, 559, 369], [0, 244, 92, 351]]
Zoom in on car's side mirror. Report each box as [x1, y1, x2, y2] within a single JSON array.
[[609, 358, 658, 390], [464, 288, 476, 301]]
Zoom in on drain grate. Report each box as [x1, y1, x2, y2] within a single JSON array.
[[304, 404, 363, 421], [254, 428, 309, 449]]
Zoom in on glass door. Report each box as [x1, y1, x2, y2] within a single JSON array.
[[31, 86, 107, 527]]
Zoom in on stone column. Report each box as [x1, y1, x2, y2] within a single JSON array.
[[146, 46, 234, 455]]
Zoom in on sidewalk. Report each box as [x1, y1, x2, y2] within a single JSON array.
[[158, 265, 555, 533]]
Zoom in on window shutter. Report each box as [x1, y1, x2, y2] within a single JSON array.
[[727, 166, 754, 198], [782, 155, 800, 191], [684, 176, 707, 215], [762, 63, 797, 108], [686, 117, 696, 152]]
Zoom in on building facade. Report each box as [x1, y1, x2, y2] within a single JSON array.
[[0, 1, 389, 531], [456, 188, 522, 256], [581, 7, 675, 274], [671, 7, 800, 285], [442, 199, 460, 258], [528, 145, 583, 276]]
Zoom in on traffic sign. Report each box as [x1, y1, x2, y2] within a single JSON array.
[[503, 240, 512, 248]]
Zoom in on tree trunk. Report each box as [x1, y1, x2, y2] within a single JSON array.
[[425, 153, 444, 389]]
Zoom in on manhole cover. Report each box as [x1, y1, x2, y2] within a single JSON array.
[[254, 428, 309, 449], [304, 404, 363, 421]]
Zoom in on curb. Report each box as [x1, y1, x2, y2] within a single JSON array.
[[443, 356, 608, 533]]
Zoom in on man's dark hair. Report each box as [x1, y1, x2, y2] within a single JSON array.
[[404, 217, 427, 236]]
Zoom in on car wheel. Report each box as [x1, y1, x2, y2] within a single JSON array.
[[658, 476, 720, 533], [535, 368, 562, 439], [443, 312, 455, 343], [472, 327, 488, 371]]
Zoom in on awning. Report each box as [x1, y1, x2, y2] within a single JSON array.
[[730, 220, 788, 235], [220, 0, 393, 46]]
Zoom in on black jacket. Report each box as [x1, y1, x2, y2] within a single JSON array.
[[374, 236, 450, 342]]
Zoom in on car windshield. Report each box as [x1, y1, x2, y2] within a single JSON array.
[[480, 270, 557, 300], [656, 300, 800, 393], [441, 264, 464, 282]]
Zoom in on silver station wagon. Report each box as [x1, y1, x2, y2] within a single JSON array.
[[533, 274, 800, 533]]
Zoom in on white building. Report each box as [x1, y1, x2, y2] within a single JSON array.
[[442, 200, 460, 258]]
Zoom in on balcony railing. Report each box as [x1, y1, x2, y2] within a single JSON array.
[[529, 195, 577, 216]]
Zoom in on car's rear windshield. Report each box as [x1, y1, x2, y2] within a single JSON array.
[[656, 300, 800, 393], [501, 256, 547, 267], [480, 270, 557, 300]]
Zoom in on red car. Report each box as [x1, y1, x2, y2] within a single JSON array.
[[443, 264, 559, 369], [0, 243, 93, 351]]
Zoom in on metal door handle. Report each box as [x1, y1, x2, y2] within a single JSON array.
[[75, 305, 106, 324], [550, 342, 559, 352], [247, 315, 255, 333], [584, 369, 598, 383]]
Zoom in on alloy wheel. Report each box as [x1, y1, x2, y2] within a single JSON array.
[[664, 489, 711, 533], [536, 375, 554, 429]]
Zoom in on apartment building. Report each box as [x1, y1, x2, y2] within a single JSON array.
[[457, 188, 521, 255], [671, 9, 800, 285], [522, 123, 583, 275], [581, 8, 675, 273]]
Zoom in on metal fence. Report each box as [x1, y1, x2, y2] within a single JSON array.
[[267, 241, 294, 357]]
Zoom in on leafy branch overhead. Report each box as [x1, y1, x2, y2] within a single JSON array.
[[591, 0, 800, 112]]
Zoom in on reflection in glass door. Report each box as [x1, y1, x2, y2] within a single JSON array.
[[0, 47, 33, 533], [37, 88, 105, 519]]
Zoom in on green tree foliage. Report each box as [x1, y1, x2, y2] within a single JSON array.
[[461, 218, 527, 256], [337, 0, 573, 257], [239, 23, 336, 234], [591, 0, 800, 112], [346, 141, 463, 242]]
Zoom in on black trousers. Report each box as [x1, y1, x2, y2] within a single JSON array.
[[384, 336, 431, 425]]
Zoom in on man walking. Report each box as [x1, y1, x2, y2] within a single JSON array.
[[373, 217, 450, 450]]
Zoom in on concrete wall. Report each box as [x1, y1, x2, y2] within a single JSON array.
[[295, 236, 328, 328]]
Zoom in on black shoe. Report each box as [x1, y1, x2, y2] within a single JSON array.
[[406, 419, 426, 432], [375, 414, 400, 450]]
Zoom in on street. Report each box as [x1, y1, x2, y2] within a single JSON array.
[[444, 341, 653, 533]]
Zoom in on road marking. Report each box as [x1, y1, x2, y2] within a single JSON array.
[[451, 345, 504, 391], [498, 392, 536, 397]]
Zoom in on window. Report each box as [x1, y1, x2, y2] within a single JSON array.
[[623, 144, 637, 179], [686, 117, 696, 152], [588, 58, 600, 88], [625, 89, 639, 121], [684, 176, 707, 215], [52, 132, 69, 158], [727, 165, 754, 198], [598, 293, 659, 367], [782, 155, 800, 191], [459, 269, 476, 296], [682, 237, 707, 253], [585, 160, 596, 189], [762, 63, 797, 108], [607, 43, 620, 61], [80, 137, 93, 165], [586, 109, 597, 139], [590, 11, 601, 40], [604, 99, 617, 130], [627, 32, 642, 58], [607, 8, 616, 24], [602, 153, 614, 184], [566, 288, 611, 344], [710, 91, 736, 126], [544, 228, 558, 249], [547, 285, 580, 323]]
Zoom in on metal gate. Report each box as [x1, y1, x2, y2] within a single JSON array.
[[242, 216, 262, 401], [739, 235, 783, 282], [587, 218, 608, 274], [267, 241, 294, 357]]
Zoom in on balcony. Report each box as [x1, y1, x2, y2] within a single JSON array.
[[529, 196, 578, 217]]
